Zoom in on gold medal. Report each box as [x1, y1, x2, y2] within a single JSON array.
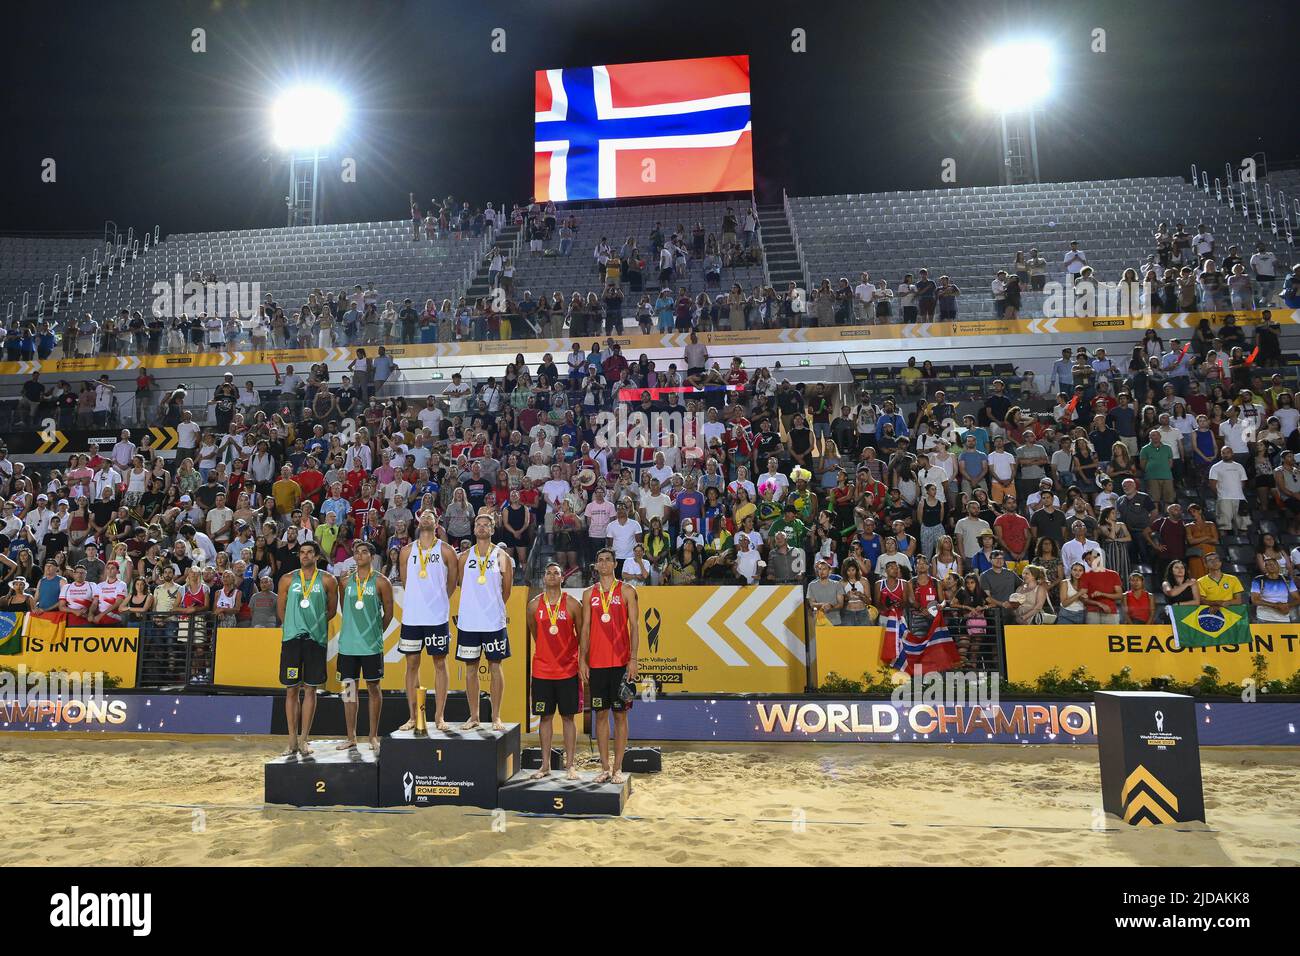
[[476, 542, 490, 585], [415, 544, 431, 579]]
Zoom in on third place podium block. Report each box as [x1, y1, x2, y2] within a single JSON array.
[[379, 724, 521, 808], [497, 769, 632, 816]]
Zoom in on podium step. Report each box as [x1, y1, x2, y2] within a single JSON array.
[[379, 724, 521, 808], [497, 769, 631, 816], [264, 740, 380, 807]]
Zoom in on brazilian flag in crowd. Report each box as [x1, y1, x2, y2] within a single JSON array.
[[1168, 604, 1252, 648], [0, 611, 24, 655]]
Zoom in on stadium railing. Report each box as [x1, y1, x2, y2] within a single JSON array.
[[135, 612, 215, 687]]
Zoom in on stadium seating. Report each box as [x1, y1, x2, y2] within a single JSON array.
[[0, 235, 106, 318], [789, 176, 1288, 318], [73, 220, 486, 321], [483, 198, 767, 300]]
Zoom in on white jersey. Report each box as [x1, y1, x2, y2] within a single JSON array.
[[60, 581, 98, 615], [404, 539, 450, 626], [457, 544, 507, 632]]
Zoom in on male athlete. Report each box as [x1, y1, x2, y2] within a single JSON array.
[[579, 548, 639, 784], [526, 561, 582, 779], [277, 540, 339, 756], [398, 509, 460, 731], [336, 540, 394, 752], [456, 513, 512, 731]]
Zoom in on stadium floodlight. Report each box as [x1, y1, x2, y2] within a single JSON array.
[[270, 86, 347, 151], [973, 41, 1054, 113]]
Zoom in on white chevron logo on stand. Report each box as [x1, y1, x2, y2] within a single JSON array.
[[724, 587, 784, 666], [686, 587, 746, 665], [763, 588, 808, 663]]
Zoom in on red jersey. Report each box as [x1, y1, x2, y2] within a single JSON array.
[[913, 576, 939, 609], [533, 594, 579, 679], [350, 495, 381, 534], [587, 581, 631, 668]]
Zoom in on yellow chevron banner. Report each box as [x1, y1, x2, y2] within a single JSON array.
[[1121, 765, 1180, 826], [560, 584, 807, 693]]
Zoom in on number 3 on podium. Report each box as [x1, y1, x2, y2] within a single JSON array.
[[553, 797, 564, 810]]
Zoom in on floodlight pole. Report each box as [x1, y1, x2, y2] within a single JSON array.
[[998, 108, 1041, 186], [286, 148, 325, 227]]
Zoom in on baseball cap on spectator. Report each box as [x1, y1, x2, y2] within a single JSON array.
[[180, 495, 192, 503]]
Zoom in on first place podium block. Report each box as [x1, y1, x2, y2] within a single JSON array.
[[497, 769, 631, 816], [264, 741, 380, 807], [1094, 691, 1205, 826], [379, 724, 521, 808]]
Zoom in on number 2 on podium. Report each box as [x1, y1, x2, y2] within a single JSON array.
[[315, 781, 326, 793]]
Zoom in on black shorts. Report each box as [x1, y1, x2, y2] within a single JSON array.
[[280, 637, 327, 687], [337, 652, 384, 683], [456, 627, 511, 662], [399, 622, 449, 656], [588, 665, 631, 712], [532, 675, 580, 717]]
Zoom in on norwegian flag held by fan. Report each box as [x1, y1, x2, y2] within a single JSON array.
[[888, 608, 962, 676]]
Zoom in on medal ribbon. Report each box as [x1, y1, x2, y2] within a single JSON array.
[[476, 543, 491, 584], [543, 594, 562, 631], [597, 582, 614, 619], [355, 568, 371, 604], [298, 568, 319, 603]]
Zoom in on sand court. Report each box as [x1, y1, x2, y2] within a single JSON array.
[[1, 737, 1296, 866]]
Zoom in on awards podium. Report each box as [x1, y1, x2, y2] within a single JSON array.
[[498, 769, 631, 815], [378, 724, 521, 808], [1094, 691, 1205, 826], [264, 741, 381, 807]]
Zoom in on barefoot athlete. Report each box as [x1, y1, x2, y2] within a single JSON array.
[[526, 561, 582, 780], [277, 541, 338, 757], [456, 513, 512, 731], [579, 548, 639, 785], [336, 539, 394, 753], [397, 509, 459, 731]]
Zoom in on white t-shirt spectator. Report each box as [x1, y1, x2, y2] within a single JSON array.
[[735, 547, 762, 584], [1208, 460, 1248, 500], [177, 420, 202, 450], [444, 381, 472, 415], [1250, 250, 1278, 280], [607, 518, 643, 560]]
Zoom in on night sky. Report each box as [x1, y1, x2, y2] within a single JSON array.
[[4, 0, 1298, 236]]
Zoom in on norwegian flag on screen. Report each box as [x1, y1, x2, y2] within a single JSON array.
[[534, 55, 753, 202]]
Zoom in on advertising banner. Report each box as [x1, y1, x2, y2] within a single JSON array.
[[2, 310, 1276, 378], [0, 693, 273, 733], [1004, 625, 1300, 685], [561, 584, 807, 694], [625, 697, 1300, 745], [6, 625, 138, 688]]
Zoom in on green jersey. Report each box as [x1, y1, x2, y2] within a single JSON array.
[[338, 571, 385, 656], [282, 568, 329, 645]]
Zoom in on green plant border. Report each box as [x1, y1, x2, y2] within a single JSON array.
[[818, 655, 1300, 697]]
